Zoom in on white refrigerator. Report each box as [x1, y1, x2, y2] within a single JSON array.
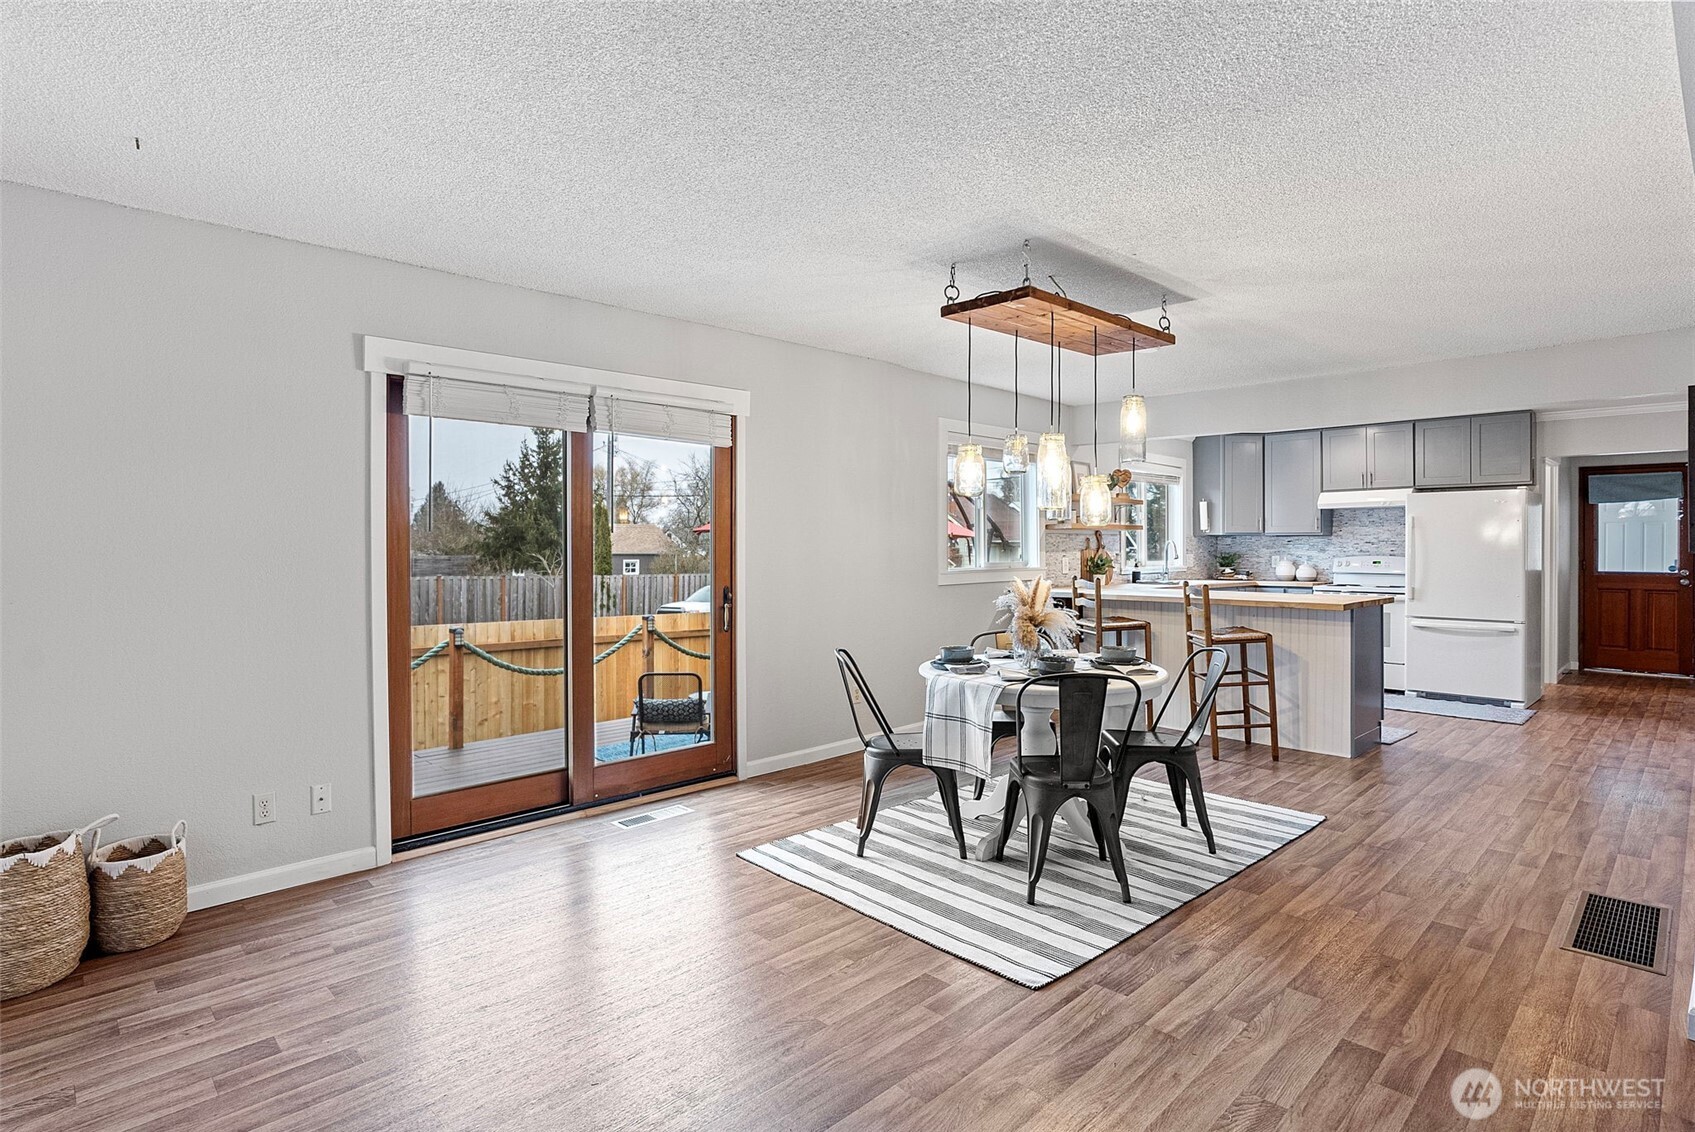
[[1405, 488, 1543, 707]]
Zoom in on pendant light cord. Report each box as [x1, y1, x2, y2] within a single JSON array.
[[966, 319, 973, 439], [1012, 333, 1019, 429], [1048, 313, 1056, 429], [1092, 328, 1099, 461]]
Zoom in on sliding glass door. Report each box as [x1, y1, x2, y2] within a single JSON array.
[[387, 377, 736, 842], [575, 425, 736, 801]]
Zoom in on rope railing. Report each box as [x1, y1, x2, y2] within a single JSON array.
[[458, 638, 567, 677], [652, 626, 711, 661], [594, 625, 645, 665], [410, 640, 451, 670], [415, 620, 701, 679]]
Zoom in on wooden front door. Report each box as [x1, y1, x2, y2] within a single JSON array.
[[1579, 463, 1693, 675]]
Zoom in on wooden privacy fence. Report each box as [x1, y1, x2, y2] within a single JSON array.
[[409, 614, 712, 751], [410, 573, 709, 624]]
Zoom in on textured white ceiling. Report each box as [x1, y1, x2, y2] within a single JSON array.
[[4, 1, 1692, 402]]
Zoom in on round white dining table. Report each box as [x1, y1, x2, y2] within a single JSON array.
[[918, 658, 1170, 861]]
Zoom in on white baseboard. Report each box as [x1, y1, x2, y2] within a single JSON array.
[[187, 846, 378, 912], [742, 721, 922, 778]]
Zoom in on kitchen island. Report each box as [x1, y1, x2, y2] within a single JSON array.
[[1087, 582, 1394, 757]]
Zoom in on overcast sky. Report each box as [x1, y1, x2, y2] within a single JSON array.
[[407, 418, 704, 521]]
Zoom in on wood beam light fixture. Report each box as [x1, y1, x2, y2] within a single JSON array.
[[941, 285, 1175, 355]]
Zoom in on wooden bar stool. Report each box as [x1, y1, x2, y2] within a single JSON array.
[[1073, 576, 1154, 728], [1072, 576, 1152, 655], [1181, 583, 1280, 761]]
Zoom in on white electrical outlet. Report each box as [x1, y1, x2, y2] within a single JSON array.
[[311, 783, 332, 815], [253, 792, 276, 825]]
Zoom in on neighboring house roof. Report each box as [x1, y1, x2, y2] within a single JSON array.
[[947, 491, 1022, 540], [611, 523, 676, 556]]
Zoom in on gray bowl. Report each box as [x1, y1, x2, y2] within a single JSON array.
[[1033, 655, 1074, 675], [937, 645, 975, 663]]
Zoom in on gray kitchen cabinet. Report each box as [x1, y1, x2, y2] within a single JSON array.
[[1192, 433, 1263, 534], [1414, 417, 1473, 487], [1264, 430, 1331, 535], [1321, 427, 1368, 491], [1365, 422, 1414, 488], [1471, 411, 1534, 485], [1192, 435, 1223, 535], [1222, 434, 1265, 534]]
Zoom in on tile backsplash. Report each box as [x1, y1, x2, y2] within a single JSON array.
[[1042, 507, 1405, 584], [1208, 507, 1406, 583]]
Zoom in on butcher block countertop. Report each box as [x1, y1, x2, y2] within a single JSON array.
[[1092, 582, 1394, 612]]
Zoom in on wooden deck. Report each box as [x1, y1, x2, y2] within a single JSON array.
[[413, 721, 710, 795]]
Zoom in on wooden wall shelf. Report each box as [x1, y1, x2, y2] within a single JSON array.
[[1044, 523, 1143, 532], [941, 285, 1175, 355]]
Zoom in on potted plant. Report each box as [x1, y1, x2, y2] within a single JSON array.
[[1216, 551, 1241, 578], [1081, 532, 1116, 586]]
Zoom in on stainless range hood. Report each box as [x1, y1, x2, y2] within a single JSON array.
[[1316, 487, 1412, 510]]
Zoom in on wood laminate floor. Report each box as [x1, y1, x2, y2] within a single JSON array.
[[3, 673, 1694, 1131]]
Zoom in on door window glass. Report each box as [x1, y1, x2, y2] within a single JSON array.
[[1587, 471, 1684, 574]]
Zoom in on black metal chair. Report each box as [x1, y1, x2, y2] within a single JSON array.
[[1108, 647, 1230, 854], [991, 672, 1144, 905], [835, 649, 968, 859], [629, 671, 709, 759]]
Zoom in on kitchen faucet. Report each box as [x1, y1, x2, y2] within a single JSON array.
[[1161, 540, 1177, 580]]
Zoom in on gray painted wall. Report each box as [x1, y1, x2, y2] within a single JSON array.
[[0, 183, 1045, 891]]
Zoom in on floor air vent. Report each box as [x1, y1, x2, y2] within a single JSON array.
[[611, 803, 693, 830], [1560, 892, 1671, 974]]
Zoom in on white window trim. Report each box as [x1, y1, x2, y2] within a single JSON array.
[[1126, 453, 1188, 569], [937, 417, 1044, 586]]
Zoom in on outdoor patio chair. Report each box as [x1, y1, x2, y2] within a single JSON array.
[[629, 671, 710, 759]]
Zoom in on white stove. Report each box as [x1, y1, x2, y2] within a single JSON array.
[[1314, 556, 1407, 691]]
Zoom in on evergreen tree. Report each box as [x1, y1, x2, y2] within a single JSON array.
[[593, 498, 612, 576], [479, 429, 566, 572]]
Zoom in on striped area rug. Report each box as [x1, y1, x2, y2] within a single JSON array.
[[738, 778, 1324, 988]]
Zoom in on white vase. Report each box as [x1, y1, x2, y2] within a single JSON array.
[[1295, 563, 1318, 581], [1274, 559, 1297, 580]]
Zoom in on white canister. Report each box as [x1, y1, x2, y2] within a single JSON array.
[[1274, 559, 1297, 580], [1295, 563, 1318, 581]]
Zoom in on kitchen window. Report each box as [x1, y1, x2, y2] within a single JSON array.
[[1122, 461, 1185, 570], [940, 426, 1040, 580]]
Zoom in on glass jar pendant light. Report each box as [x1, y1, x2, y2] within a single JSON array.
[[1119, 336, 1148, 465], [1002, 332, 1029, 473], [954, 319, 987, 499], [1077, 329, 1113, 527], [1037, 313, 1072, 519]]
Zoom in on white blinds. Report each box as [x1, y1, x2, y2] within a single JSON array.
[[404, 374, 591, 433], [594, 394, 734, 447], [1127, 461, 1182, 487]]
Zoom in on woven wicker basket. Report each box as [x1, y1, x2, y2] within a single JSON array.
[[0, 815, 116, 1000], [89, 821, 188, 954]]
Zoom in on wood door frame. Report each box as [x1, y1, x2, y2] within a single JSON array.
[[386, 376, 573, 840], [569, 424, 738, 803], [1577, 461, 1693, 675]]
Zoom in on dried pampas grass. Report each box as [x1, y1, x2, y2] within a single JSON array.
[[993, 577, 1078, 652]]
